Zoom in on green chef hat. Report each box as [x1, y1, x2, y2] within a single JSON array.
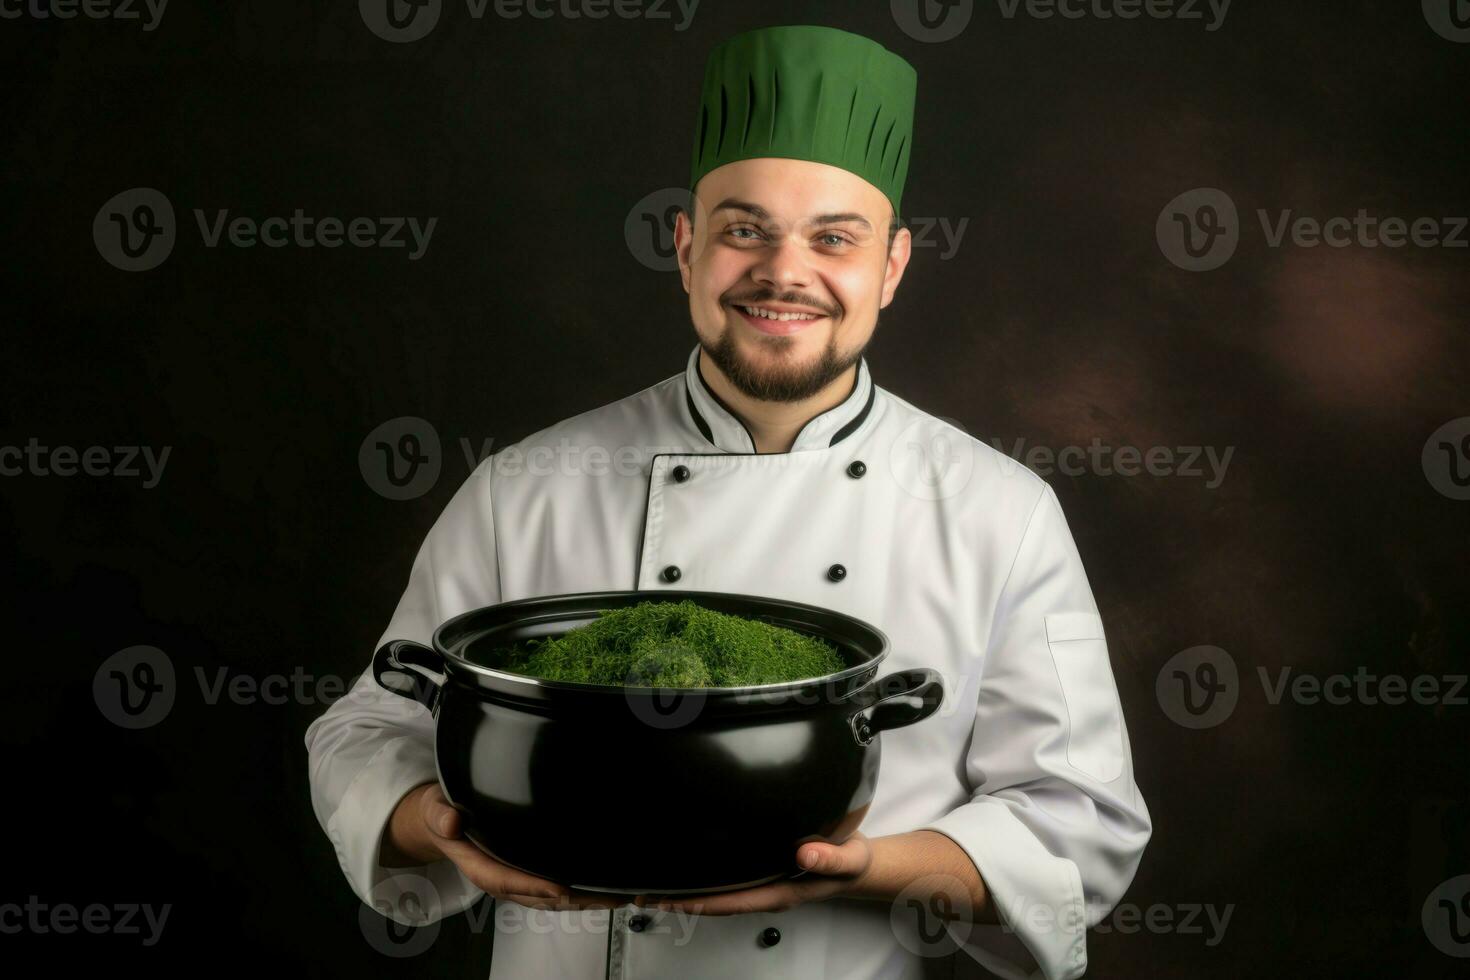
[[689, 25, 918, 221]]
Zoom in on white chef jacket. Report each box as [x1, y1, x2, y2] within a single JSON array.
[[305, 344, 1151, 979]]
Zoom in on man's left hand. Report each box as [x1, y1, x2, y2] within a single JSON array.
[[633, 832, 873, 916]]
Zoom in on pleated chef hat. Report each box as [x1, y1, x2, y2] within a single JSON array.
[[689, 25, 918, 221]]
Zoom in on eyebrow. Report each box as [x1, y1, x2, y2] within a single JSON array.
[[711, 198, 874, 231]]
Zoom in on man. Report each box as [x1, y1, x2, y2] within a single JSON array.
[[306, 24, 1151, 980]]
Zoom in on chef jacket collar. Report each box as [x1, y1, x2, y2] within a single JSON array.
[[681, 343, 877, 454]]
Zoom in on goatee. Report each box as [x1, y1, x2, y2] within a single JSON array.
[[702, 327, 864, 403]]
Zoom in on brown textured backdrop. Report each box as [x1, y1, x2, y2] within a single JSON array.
[[2, 1, 1467, 977]]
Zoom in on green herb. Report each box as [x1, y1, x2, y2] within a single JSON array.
[[493, 600, 845, 688]]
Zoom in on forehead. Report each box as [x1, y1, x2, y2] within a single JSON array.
[[695, 157, 891, 224]]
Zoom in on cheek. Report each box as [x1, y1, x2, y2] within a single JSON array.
[[695, 252, 752, 303], [823, 266, 879, 314]]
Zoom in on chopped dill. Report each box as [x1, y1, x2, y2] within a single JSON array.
[[493, 599, 845, 688]]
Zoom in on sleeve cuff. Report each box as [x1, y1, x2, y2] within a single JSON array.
[[325, 735, 485, 926], [921, 801, 1088, 980]]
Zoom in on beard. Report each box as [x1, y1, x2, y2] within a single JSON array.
[[702, 318, 866, 403]]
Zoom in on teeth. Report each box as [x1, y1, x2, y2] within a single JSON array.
[[740, 305, 820, 322]]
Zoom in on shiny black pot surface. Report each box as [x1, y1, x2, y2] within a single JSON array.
[[372, 590, 943, 895]]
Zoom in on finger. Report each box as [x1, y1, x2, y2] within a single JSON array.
[[437, 837, 570, 900], [657, 883, 797, 916], [563, 890, 620, 910], [798, 837, 869, 876], [499, 893, 568, 910], [418, 786, 462, 840], [796, 843, 846, 875], [498, 892, 620, 911]]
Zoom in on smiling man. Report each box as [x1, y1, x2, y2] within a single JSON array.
[[680, 152, 907, 450], [306, 24, 1151, 980]]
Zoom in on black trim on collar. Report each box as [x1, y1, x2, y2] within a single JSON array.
[[684, 385, 714, 445], [828, 379, 876, 447], [686, 360, 876, 452], [694, 357, 758, 452]]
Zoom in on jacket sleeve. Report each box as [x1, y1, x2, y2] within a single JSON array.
[[919, 481, 1152, 980], [303, 458, 502, 926]]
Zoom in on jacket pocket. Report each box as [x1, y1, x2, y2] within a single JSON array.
[[1045, 612, 1125, 783]]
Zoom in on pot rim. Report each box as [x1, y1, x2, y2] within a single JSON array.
[[429, 589, 891, 700]]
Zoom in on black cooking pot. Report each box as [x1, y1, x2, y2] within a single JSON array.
[[372, 590, 943, 895]]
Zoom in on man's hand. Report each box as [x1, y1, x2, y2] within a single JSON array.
[[381, 782, 617, 911], [632, 830, 999, 924], [633, 831, 874, 916]]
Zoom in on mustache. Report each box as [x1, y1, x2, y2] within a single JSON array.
[[726, 292, 837, 316]]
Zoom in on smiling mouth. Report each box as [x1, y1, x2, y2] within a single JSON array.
[[729, 303, 829, 336]]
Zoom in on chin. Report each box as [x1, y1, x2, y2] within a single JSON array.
[[735, 329, 824, 366]]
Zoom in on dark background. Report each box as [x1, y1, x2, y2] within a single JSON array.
[[3, 1, 1468, 977]]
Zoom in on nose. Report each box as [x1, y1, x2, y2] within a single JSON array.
[[750, 234, 811, 293]]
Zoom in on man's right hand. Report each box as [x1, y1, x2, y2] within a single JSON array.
[[381, 782, 617, 911]]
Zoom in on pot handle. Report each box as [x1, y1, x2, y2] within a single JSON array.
[[372, 639, 446, 712], [848, 668, 944, 745]]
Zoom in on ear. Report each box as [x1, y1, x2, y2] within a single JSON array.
[[879, 223, 913, 309], [675, 208, 695, 294]]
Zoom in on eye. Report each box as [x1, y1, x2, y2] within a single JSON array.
[[726, 225, 763, 242], [817, 231, 854, 248]]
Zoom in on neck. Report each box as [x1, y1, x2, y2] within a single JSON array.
[[696, 349, 858, 454]]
